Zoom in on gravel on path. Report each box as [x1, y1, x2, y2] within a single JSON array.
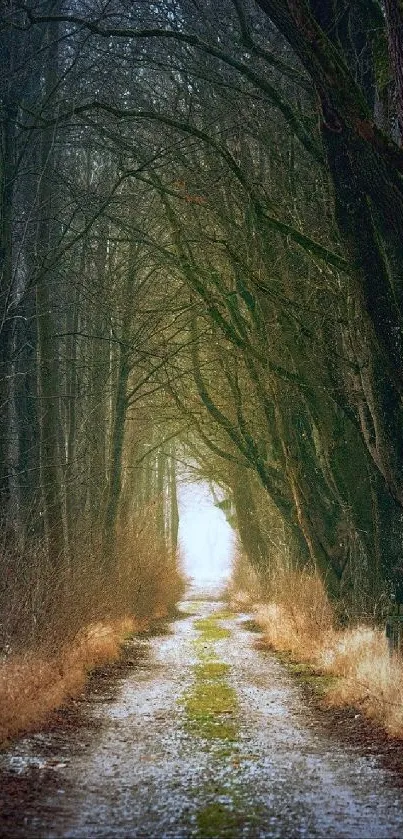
[[1, 601, 403, 838]]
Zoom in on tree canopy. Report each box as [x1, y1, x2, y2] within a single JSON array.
[[2, 0, 403, 638]]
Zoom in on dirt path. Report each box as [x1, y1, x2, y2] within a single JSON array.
[[2, 601, 403, 838]]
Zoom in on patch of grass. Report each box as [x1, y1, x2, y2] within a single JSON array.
[[184, 677, 238, 741], [210, 609, 234, 621], [195, 662, 230, 680], [192, 639, 216, 657], [193, 617, 230, 641], [289, 663, 336, 694], [270, 649, 337, 696], [210, 744, 240, 759], [273, 649, 294, 664], [302, 673, 337, 695], [184, 685, 238, 740], [285, 659, 311, 675], [196, 802, 245, 838], [241, 618, 262, 633], [184, 611, 266, 834], [182, 602, 203, 615], [190, 716, 238, 741], [195, 785, 264, 838], [187, 610, 267, 835], [184, 616, 237, 741], [186, 679, 237, 717]]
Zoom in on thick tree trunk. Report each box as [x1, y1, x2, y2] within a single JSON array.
[[384, 0, 403, 142], [230, 463, 268, 574], [254, 0, 403, 506]]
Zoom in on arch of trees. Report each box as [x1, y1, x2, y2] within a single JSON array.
[[2, 0, 403, 644]]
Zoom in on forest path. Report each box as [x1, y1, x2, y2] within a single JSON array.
[[2, 601, 403, 838]]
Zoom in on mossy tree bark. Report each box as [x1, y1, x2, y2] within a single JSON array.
[[253, 0, 403, 507], [384, 0, 403, 141]]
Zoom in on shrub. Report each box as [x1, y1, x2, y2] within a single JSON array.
[[0, 502, 185, 742], [235, 560, 403, 737]]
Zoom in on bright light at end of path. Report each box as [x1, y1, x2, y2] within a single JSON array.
[[178, 482, 235, 587]]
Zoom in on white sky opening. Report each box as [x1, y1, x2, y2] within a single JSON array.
[[178, 481, 235, 591]]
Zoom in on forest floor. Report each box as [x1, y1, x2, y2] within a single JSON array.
[[2, 601, 403, 837]]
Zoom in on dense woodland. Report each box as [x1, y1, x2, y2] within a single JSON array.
[[2, 0, 403, 651]]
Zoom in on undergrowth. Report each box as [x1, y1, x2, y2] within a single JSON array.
[[0, 504, 185, 744], [0, 618, 136, 743], [233, 565, 403, 737]]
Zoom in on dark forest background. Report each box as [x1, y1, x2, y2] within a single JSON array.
[[2, 0, 403, 653]]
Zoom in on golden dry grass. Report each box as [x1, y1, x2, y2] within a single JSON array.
[[252, 569, 403, 737], [0, 618, 138, 743], [319, 627, 403, 735], [0, 502, 185, 744], [255, 569, 334, 660], [226, 546, 262, 610]]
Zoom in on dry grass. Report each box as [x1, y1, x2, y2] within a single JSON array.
[[226, 547, 262, 610], [255, 568, 334, 660], [0, 502, 185, 744], [319, 627, 403, 735], [0, 617, 138, 743], [249, 568, 403, 737], [0, 506, 184, 651]]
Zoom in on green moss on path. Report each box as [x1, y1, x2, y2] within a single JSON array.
[[196, 801, 245, 838], [194, 661, 229, 680], [184, 613, 237, 742], [272, 650, 338, 696], [193, 617, 230, 641], [183, 609, 265, 835]]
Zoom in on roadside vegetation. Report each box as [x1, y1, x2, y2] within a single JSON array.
[[228, 555, 403, 737], [3, 1, 403, 749], [0, 511, 184, 744]]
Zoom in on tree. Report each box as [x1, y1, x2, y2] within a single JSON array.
[[3, 0, 403, 636]]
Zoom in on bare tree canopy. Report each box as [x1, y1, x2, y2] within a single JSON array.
[[1, 0, 403, 647]]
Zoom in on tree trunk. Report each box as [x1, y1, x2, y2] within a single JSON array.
[[384, 0, 403, 142], [170, 447, 179, 555], [102, 244, 138, 558], [254, 0, 403, 506], [0, 100, 17, 519], [156, 449, 166, 546], [230, 463, 268, 574], [87, 220, 109, 536], [35, 12, 65, 566], [102, 355, 130, 560], [65, 258, 83, 551]]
